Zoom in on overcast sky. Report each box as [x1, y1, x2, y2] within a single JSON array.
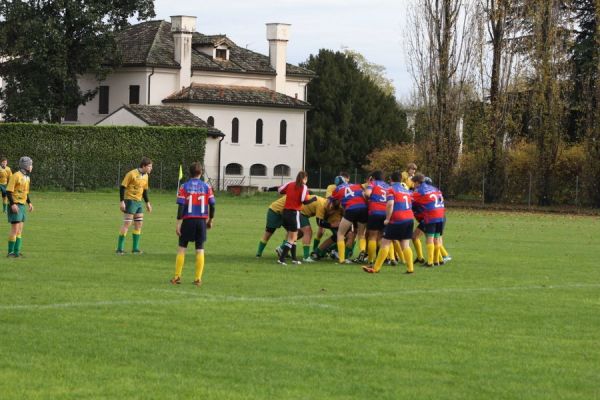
[[152, 0, 413, 100]]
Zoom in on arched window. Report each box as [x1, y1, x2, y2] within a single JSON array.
[[250, 164, 267, 176], [207, 116, 214, 127], [231, 118, 239, 143], [273, 164, 290, 177], [225, 163, 242, 175], [255, 119, 263, 144], [279, 120, 287, 145]]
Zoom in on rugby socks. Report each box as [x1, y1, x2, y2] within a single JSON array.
[[336, 240, 346, 263], [312, 238, 321, 252], [256, 240, 267, 256], [367, 240, 377, 263], [174, 253, 185, 278], [8, 235, 16, 255], [280, 241, 293, 262], [132, 229, 141, 252], [388, 244, 395, 261], [348, 241, 356, 259], [426, 243, 435, 266], [373, 246, 390, 273], [359, 238, 367, 253], [195, 252, 205, 281], [117, 233, 126, 252], [2, 201, 6, 213], [291, 244, 297, 260], [394, 241, 405, 263], [413, 238, 424, 260], [403, 247, 414, 273], [14, 235, 22, 255], [303, 245, 310, 259], [435, 245, 442, 264], [440, 245, 449, 257]]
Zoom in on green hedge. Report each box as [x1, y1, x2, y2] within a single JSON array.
[[0, 124, 206, 190]]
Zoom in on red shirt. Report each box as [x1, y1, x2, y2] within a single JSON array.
[[367, 180, 389, 216], [412, 183, 445, 223], [278, 181, 309, 211], [387, 183, 414, 224], [330, 183, 367, 211]]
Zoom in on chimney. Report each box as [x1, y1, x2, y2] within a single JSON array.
[[266, 23, 290, 94], [171, 16, 197, 90]]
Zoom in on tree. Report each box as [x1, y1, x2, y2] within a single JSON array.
[[301, 49, 408, 173], [0, 0, 155, 123], [342, 47, 395, 96]]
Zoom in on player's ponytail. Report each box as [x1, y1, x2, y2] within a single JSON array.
[[295, 171, 308, 187]]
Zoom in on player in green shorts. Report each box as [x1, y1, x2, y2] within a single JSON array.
[[6, 157, 33, 258]]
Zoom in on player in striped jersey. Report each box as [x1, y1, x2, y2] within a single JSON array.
[[411, 173, 445, 267], [363, 171, 389, 264], [329, 179, 368, 264], [363, 171, 415, 274], [170, 162, 215, 286]]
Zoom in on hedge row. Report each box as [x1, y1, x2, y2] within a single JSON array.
[[0, 124, 206, 190]]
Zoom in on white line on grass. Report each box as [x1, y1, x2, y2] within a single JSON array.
[[1, 283, 598, 311]]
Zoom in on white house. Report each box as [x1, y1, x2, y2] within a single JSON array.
[[75, 16, 314, 188]]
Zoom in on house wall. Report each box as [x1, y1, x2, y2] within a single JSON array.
[[172, 103, 306, 188]]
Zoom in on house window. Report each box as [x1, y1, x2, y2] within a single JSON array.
[[98, 86, 109, 114], [225, 163, 243, 175], [207, 116, 214, 127], [273, 164, 290, 177], [215, 49, 227, 60], [255, 119, 263, 144], [279, 120, 287, 145], [250, 164, 267, 176], [64, 106, 78, 122], [231, 118, 239, 143], [129, 85, 140, 105]]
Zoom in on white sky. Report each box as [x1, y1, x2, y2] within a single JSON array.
[[151, 0, 413, 100]]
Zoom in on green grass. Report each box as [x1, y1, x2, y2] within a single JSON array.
[[1, 192, 599, 399]]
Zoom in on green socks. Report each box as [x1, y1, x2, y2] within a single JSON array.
[[14, 236, 22, 254], [303, 245, 310, 259], [117, 234, 126, 252], [132, 231, 141, 252], [257, 241, 267, 256]]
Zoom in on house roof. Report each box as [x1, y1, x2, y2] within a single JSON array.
[[115, 20, 315, 77], [162, 83, 311, 110], [97, 104, 225, 137]]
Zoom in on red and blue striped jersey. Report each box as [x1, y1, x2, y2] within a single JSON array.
[[330, 183, 367, 211], [387, 183, 414, 224], [176, 178, 215, 219], [367, 180, 389, 216], [411, 183, 445, 223]]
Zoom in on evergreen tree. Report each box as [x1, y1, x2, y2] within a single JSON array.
[[0, 0, 155, 123], [301, 49, 408, 173]]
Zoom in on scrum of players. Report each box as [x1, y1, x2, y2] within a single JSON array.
[[256, 163, 451, 274]]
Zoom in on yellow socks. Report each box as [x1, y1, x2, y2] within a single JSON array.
[[441, 245, 449, 257], [373, 246, 390, 272], [367, 240, 377, 263], [413, 238, 423, 260], [337, 240, 346, 263], [426, 243, 435, 265], [403, 247, 414, 273], [359, 238, 367, 253], [174, 253, 185, 278], [388, 244, 395, 261], [394, 241, 405, 263], [195, 252, 205, 281]]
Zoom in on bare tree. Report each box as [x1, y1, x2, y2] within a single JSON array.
[[406, 0, 478, 186]]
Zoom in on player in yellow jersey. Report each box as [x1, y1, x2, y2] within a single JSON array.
[[116, 157, 153, 254], [401, 163, 417, 190], [6, 157, 33, 258], [256, 195, 287, 257], [1, 157, 13, 213]]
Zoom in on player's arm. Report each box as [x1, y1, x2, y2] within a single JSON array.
[[119, 185, 126, 212], [143, 189, 152, 213], [207, 202, 215, 229], [26, 194, 33, 212], [175, 204, 184, 236], [384, 199, 394, 225], [6, 176, 18, 213]]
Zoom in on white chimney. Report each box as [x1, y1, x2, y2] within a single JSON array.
[[266, 23, 290, 94], [171, 16, 197, 90]]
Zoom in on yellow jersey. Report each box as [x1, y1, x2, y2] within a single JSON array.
[[301, 196, 326, 218], [269, 196, 286, 214], [0, 165, 12, 185], [401, 171, 415, 190], [121, 168, 149, 201], [6, 170, 30, 204]]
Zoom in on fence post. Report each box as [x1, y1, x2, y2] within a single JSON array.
[[319, 167, 322, 189], [439, 171, 442, 191], [528, 171, 532, 208], [72, 160, 75, 192], [575, 175, 579, 208], [482, 173, 485, 205], [117, 161, 121, 187]]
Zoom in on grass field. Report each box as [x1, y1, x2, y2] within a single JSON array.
[[1, 191, 599, 399]]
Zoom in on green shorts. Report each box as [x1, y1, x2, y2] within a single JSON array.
[[124, 200, 144, 215], [299, 214, 311, 228], [0, 184, 6, 196], [7, 203, 26, 223], [266, 208, 283, 231]]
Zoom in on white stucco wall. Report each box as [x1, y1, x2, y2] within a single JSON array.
[[170, 103, 306, 188]]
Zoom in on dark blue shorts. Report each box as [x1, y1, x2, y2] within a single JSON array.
[[179, 218, 207, 249], [383, 220, 414, 241], [344, 208, 368, 224], [367, 214, 386, 231], [424, 221, 444, 236]]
